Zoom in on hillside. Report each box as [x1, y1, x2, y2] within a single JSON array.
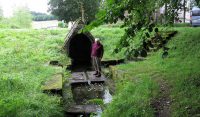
[[0, 29, 68, 116], [0, 27, 199, 116], [0, 27, 123, 117], [102, 27, 200, 117]]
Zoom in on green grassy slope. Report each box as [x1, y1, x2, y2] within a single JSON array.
[[1, 26, 199, 117], [0, 29, 68, 117], [103, 27, 200, 117], [92, 26, 125, 60], [0, 27, 123, 117]]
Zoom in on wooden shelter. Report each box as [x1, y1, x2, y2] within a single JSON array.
[[63, 20, 95, 69]]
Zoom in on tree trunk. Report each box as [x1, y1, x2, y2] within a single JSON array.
[[183, 0, 186, 23], [80, 2, 85, 23], [165, 3, 168, 24]]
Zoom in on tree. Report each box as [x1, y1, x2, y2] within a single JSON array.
[[11, 7, 32, 28], [31, 11, 57, 21], [195, 0, 200, 6], [84, 0, 185, 58], [183, 0, 187, 23], [0, 5, 3, 20], [48, 0, 101, 23], [191, 0, 200, 8], [182, 0, 196, 23]]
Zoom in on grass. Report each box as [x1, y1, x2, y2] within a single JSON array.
[[103, 27, 200, 116], [0, 25, 199, 117], [92, 26, 125, 60], [0, 29, 69, 117], [102, 76, 158, 117], [173, 23, 191, 27], [0, 26, 123, 117]]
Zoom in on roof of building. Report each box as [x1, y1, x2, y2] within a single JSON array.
[[63, 20, 95, 56]]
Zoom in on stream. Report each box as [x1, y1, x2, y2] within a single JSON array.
[[69, 82, 113, 117]]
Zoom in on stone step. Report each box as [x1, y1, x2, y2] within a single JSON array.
[[41, 73, 63, 95], [69, 71, 106, 85], [66, 105, 101, 114]]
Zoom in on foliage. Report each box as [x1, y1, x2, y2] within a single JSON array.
[[11, 7, 32, 28], [0, 7, 33, 29], [105, 27, 200, 116], [48, 0, 101, 23], [0, 29, 69, 117], [86, 99, 104, 105], [31, 11, 57, 21], [194, 0, 200, 6], [0, 26, 125, 116], [102, 76, 158, 117], [173, 23, 191, 27], [0, 24, 199, 117], [58, 21, 67, 28], [0, 6, 3, 20], [0, 18, 17, 29], [0, 19, 7, 28], [91, 26, 125, 60], [190, 0, 200, 8], [85, 0, 189, 58]]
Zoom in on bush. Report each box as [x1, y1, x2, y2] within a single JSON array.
[[58, 22, 66, 28]]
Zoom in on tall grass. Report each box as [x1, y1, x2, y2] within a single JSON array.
[[0, 27, 124, 116], [103, 27, 200, 116], [0, 29, 68, 117], [92, 27, 125, 60], [1, 26, 199, 117], [102, 76, 158, 117]]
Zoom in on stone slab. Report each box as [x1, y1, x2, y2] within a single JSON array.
[[42, 74, 63, 91], [66, 105, 101, 114], [69, 71, 106, 85]]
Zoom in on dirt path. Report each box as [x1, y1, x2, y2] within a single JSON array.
[[152, 78, 171, 117]]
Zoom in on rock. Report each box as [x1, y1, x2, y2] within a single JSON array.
[[65, 105, 101, 114], [42, 73, 63, 93]]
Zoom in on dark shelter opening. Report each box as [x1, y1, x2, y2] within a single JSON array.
[[68, 33, 93, 69]]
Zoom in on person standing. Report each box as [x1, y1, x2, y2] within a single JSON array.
[[91, 38, 104, 77]]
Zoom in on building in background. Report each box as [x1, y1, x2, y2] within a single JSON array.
[[32, 20, 58, 29]]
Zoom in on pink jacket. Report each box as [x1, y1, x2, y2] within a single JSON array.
[[91, 42, 104, 58]]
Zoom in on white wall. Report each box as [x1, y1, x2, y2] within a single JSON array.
[[32, 20, 59, 29]]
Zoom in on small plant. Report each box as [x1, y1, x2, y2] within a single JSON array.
[[86, 99, 104, 106], [58, 22, 66, 28]]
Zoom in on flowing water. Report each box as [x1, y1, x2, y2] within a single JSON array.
[[103, 87, 113, 104], [71, 83, 113, 117]]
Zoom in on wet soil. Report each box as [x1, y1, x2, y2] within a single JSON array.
[[152, 78, 171, 117]]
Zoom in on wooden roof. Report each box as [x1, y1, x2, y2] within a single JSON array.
[[63, 20, 95, 56]]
